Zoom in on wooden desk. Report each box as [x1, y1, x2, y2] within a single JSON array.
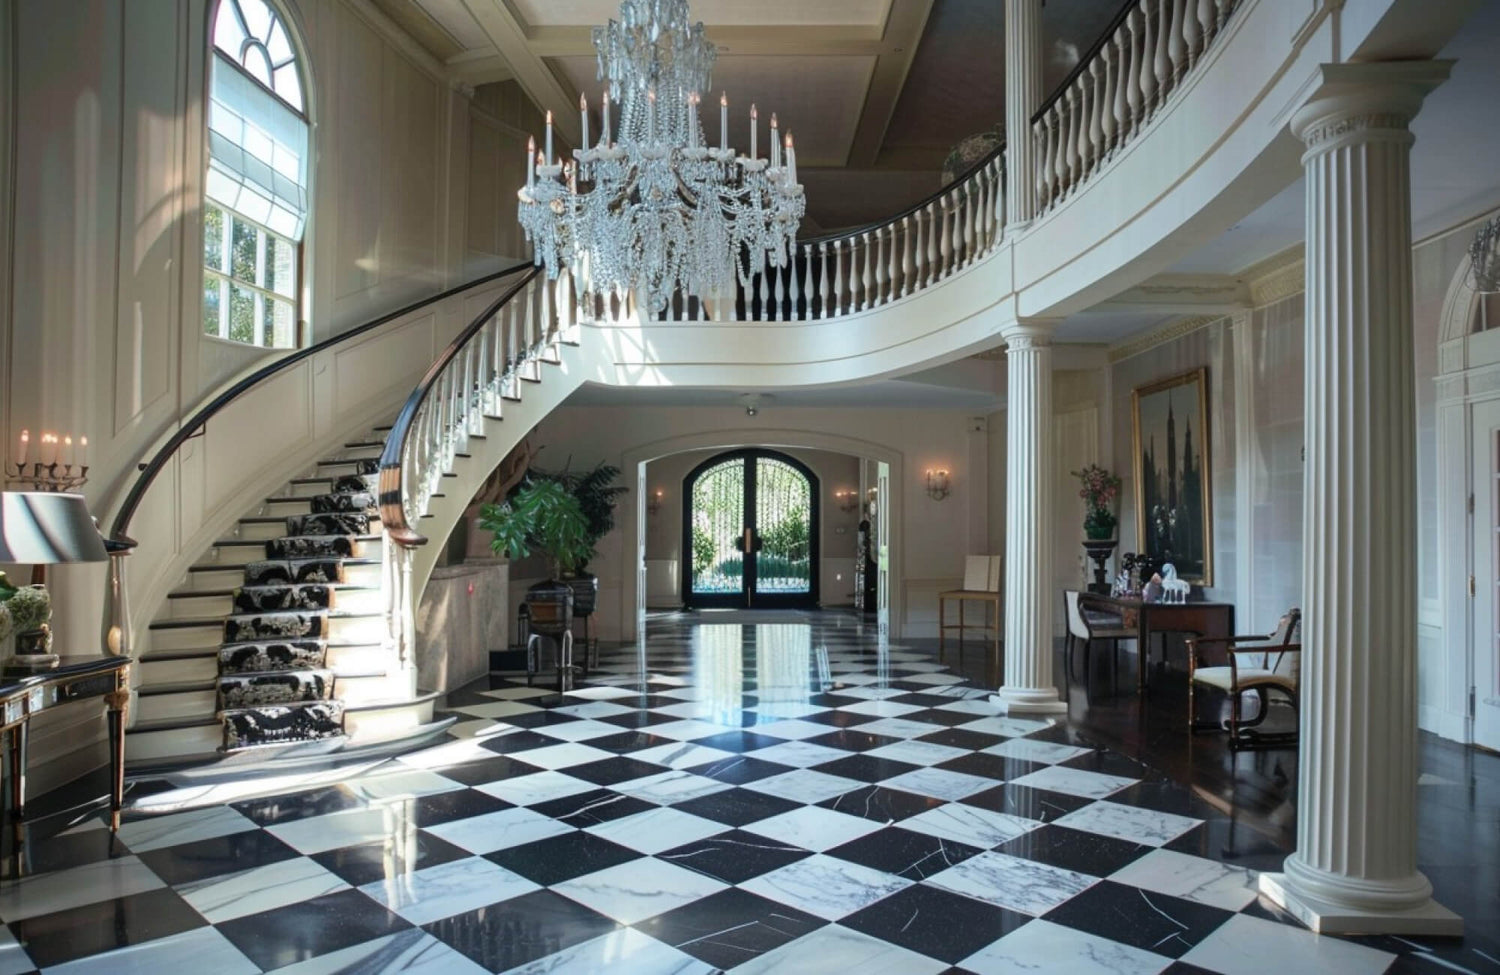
[[1094, 596, 1234, 693], [938, 589, 1002, 682], [0, 656, 130, 831]]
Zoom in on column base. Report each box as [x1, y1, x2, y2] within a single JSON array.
[[988, 688, 1067, 714], [1258, 873, 1462, 937]]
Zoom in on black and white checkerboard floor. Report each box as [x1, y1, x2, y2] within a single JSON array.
[[0, 616, 1490, 973]]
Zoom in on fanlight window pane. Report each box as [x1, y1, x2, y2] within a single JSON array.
[[213, 0, 302, 114]]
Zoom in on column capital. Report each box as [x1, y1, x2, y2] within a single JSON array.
[[1000, 318, 1060, 349], [1291, 61, 1452, 154]]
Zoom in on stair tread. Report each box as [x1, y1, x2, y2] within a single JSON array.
[[239, 515, 379, 525], [143, 641, 382, 661], [345, 440, 384, 449], [188, 557, 380, 572], [130, 714, 220, 733], [169, 584, 380, 599], [150, 610, 384, 629], [214, 534, 381, 546], [316, 458, 381, 467]]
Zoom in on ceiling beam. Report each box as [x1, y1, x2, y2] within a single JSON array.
[[844, 0, 934, 169], [461, 0, 583, 146]]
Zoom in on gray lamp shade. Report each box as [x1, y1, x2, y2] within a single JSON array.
[[0, 492, 108, 564]]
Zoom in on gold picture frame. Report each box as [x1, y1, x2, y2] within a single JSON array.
[[1132, 367, 1213, 585]]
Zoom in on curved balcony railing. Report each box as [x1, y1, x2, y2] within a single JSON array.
[[1031, 0, 1240, 213]]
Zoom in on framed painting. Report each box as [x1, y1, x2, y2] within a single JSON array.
[[1132, 367, 1213, 585]]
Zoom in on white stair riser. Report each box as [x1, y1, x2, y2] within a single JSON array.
[[145, 615, 387, 652], [192, 540, 370, 567], [235, 517, 382, 542], [137, 689, 217, 723], [182, 561, 383, 592], [165, 588, 383, 619], [140, 656, 218, 686], [125, 723, 223, 763], [345, 697, 436, 742]]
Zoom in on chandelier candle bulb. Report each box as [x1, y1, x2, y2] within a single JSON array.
[[580, 93, 589, 154], [602, 91, 611, 147], [16, 429, 27, 466], [78, 436, 87, 467], [786, 133, 796, 182], [40, 433, 56, 468], [771, 113, 779, 167], [527, 136, 536, 188], [63, 435, 73, 468], [545, 110, 554, 166], [720, 92, 728, 151], [750, 104, 757, 160]]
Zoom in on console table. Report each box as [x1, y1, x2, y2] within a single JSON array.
[[0, 656, 130, 831], [1093, 596, 1234, 693]]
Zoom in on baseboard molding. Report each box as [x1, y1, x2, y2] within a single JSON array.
[[1419, 703, 1470, 744]]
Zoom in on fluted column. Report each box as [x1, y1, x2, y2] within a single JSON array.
[[1258, 61, 1460, 936], [991, 319, 1066, 713], [1004, 0, 1042, 228]]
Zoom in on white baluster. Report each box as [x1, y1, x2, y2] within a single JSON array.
[[886, 225, 899, 302], [1215, 0, 1233, 33], [1197, 0, 1217, 49], [962, 185, 976, 266], [835, 239, 847, 315], [914, 209, 929, 289], [790, 251, 803, 321], [873, 229, 888, 307], [1153, 0, 1173, 111], [1169, 0, 1188, 81], [861, 232, 875, 311], [1087, 59, 1105, 177], [938, 199, 953, 278], [1122, 11, 1142, 139], [926, 202, 941, 281], [901, 215, 916, 294], [1137, 5, 1157, 122], [1185, 0, 1204, 65], [1103, 33, 1122, 155]]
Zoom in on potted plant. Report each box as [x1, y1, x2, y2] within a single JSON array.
[[479, 478, 592, 639], [1073, 464, 1122, 594], [512, 461, 627, 619]]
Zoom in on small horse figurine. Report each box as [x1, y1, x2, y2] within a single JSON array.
[[1160, 563, 1191, 604]]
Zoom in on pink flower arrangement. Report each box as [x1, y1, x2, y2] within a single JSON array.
[[1073, 464, 1121, 510]]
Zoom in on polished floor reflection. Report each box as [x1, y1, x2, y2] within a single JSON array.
[[0, 613, 1495, 973]]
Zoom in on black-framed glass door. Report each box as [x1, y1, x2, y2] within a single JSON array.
[[682, 449, 820, 609]]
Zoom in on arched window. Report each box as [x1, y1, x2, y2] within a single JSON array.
[[203, 0, 309, 348]]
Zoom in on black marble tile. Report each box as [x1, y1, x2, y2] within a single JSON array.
[[1164, 817, 1291, 872], [498, 709, 589, 730], [638, 887, 825, 970], [803, 729, 901, 752], [312, 832, 471, 887], [840, 881, 1028, 964], [564, 757, 670, 788], [825, 826, 983, 881], [800, 708, 881, 728], [671, 787, 802, 827], [1042, 880, 1233, 957], [811, 754, 923, 783], [596, 709, 680, 729], [527, 789, 655, 827], [384, 788, 513, 828], [913, 727, 1009, 751], [485, 831, 641, 885], [900, 708, 977, 728], [218, 888, 411, 970], [0, 828, 130, 880], [8, 887, 206, 968], [582, 731, 674, 754], [232, 784, 370, 826], [429, 753, 546, 788], [685, 755, 796, 785], [995, 823, 1153, 877], [657, 829, 813, 883], [961, 784, 1094, 823], [424, 889, 620, 972], [935, 752, 1045, 783], [138, 828, 300, 886], [818, 785, 945, 822], [1060, 748, 1162, 780], [1111, 781, 1227, 820], [478, 730, 568, 755], [689, 730, 787, 754]]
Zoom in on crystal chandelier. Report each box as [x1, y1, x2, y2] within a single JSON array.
[[1470, 217, 1500, 294], [517, 0, 806, 314]]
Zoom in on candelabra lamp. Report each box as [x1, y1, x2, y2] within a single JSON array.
[[834, 489, 858, 513], [0, 492, 109, 669], [648, 489, 664, 516], [925, 469, 951, 501], [6, 430, 89, 492]]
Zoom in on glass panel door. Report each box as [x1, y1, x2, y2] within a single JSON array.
[[754, 455, 813, 597], [688, 457, 745, 605]]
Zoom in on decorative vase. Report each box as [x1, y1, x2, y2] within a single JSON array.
[[1081, 539, 1117, 595]]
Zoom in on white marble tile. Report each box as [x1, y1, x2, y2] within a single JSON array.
[[351, 769, 467, 803], [730, 924, 948, 975], [117, 806, 257, 853], [1107, 849, 1259, 912], [0, 926, 29, 975], [504, 927, 716, 975], [1179, 913, 1397, 975], [550, 701, 635, 719], [563, 685, 640, 700], [446, 718, 507, 739], [268, 929, 489, 975], [1009, 766, 1139, 799], [901, 804, 1041, 849], [864, 740, 970, 767], [899, 672, 965, 685], [741, 806, 883, 852], [881, 767, 996, 801], [425, 807, 574, 854], [480, 685, 554, 700], [395, 736, 501, 770], [475, 770, 597, 805], [983, 739, 1095, 765], [751, 700, 828, 719], [531, 719, 628, 742], [361, 856, 538, 924], [627, 741, 737, 770], [955, 716, 1054, 738], [743, 769, 864, 804], [267, 807, 407, 855], [178, 856, 347, 922], [755, 719, 838, 740], [654, 686, 706, 701], [926, 851, 1098, 916], [453, 700, 543, 720], [650, 719, 739, 741], [584, 807, 728, 854], [744, 740, 851, 768], [512, 742, 616, 770], [553, 857, 726, 925], [828, 685, 908, 700], [845, 717, 934, 739], [612, 770, 732, 804], [838, 700, 925, 718], [935, 699, 1006, 716], [652, 701, 722, 720], [961, 918, 1171, 975], [740, 854, 912, 920], [1054, 801, 1201, 847], [43, 927, 259, 975], [0, 855, 162, 922]]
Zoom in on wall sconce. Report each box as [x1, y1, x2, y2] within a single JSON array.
[[648, 488, 664, 515], [925, 468, 951, 501], [834, 489, 858, 513]]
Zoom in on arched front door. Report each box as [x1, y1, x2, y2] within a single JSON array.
[[682, 449, 820, 609]]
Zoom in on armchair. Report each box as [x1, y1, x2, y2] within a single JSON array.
[[1187, 609, 1301, 750]]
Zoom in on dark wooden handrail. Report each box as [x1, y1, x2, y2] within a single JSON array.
[[800, 141, 1005, 246], [108, 261, 534, 547], [378, 265, 544, 549], [1032, 0, 1136, 124]]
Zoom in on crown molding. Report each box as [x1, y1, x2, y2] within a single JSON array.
[[1238, 244, 1306, 308], [1108, 314, 1224, 364]]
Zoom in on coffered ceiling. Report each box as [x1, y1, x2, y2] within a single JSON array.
[[370, 0, 1120, 229]]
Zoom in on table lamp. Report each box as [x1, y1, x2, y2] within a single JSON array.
[[0, 492, 108, 669]]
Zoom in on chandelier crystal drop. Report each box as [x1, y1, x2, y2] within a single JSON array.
[[517, 0, 806, 314]]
